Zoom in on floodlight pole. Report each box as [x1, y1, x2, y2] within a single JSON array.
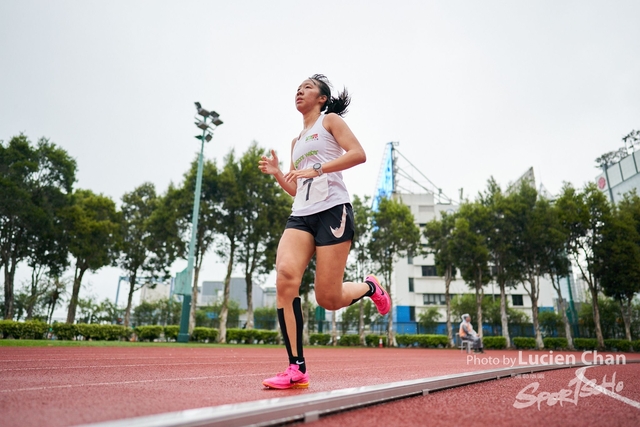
[[177, 105, 222, 343]]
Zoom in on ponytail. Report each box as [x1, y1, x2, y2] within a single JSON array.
[[325, 88, 350, 117], [309, 74, 351, 117]]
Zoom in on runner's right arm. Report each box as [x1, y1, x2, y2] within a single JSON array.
[[258, 140, 297, 197]]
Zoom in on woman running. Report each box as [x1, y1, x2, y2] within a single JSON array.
[[258, 74, 390, 389]]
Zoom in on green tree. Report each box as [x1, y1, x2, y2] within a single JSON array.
[[479, 178, 521, 348], [156, 296, 182, 326], [347, 194, 374, 345], [196, 300, 242, 328], [76, 297, 99, 324], [168, 155, 221, 334], [1, 134, 76, 319], [301, 255, 317, 345], [418, 306, 442, 334], [595, 192, 640, 341], [236, 143, 290, 329], [341, 300, 375, 337], [556, 183, 611, 349], [133, 300, 160, 326], [254, 306, 277, 330], [23, 265, 53, 320], [545, 240, 575, 348], [451, 293, 477, 322], [215, 151, 244, 343], [538, 310, 564, 337], [536, 197, 574, 348], [511, 183, 553, 349], [24, 197, 69, 321], [452, 293, 528, 335], [451, 202, 490, 339], [63, 190, 121, 324], [424, 211, 457, 347], [578, 296, 627, 339], [25, 139, 76, 320], [12, 289, 30, 321], [45, 276, 69, 324], [93, 298, 120, 324], [118, 183, 175, 327], [369, 196, 421, 346]]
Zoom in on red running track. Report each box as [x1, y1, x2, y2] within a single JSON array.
[[0, 346, 638, 427], [310, 362, 640, 427]]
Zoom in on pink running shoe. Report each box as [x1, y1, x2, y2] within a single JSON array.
[[263, 364, 309, 389], [366, 275, 390, 315]]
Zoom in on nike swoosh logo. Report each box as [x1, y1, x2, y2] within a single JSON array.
[[331, 205, 347, 238], [369, 277, 384, 295], [295, 361, 304, 365]]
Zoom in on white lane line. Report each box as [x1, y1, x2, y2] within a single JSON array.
[[0, 362, 246, 372], [0, 373, 266, 393], [0, 365, 429, 393], [0, 356, 247, 363], [575, 366, 640, 410]]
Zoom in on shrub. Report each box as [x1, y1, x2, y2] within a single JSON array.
[[244, 329, 261, 344], [512, 337, 536, 349], [105, 325, 131, 341], [397, 334, 449, 348], [632, 340, 640, 352], [164, 325, 179, 341], [365, 334, 387, 347], [604, 339, 632, 352], [543, 337, 568, 350], [10, 320, 48, 339], [0, 320, 21, 339], [253, 306, 277, 330], [120, 326, 133, 340], [418, 335, 448, 348], [224, 328, 275, 344], [338, 334, 360, 346], [134, 325, 163, 341], [52, 323, 78, 340], [574, 338, 598, 350], [191, 327, 218, 342], [76, 324, 99, 340], [483, 336, 508, 349], [310, 333, 331, 345], [226, 328, 243, 343], [256, 330, 278, 344], [395, 334, 416, 347]]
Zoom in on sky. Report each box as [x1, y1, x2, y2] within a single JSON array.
[[1, 1, 639, 311]]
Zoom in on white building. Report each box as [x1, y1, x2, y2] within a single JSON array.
[[138, 282, 171, 304], [390, 191, 559, 334], [199, 279, 274, 310]]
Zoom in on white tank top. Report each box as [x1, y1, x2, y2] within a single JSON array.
[[290, 114, 351, 216]]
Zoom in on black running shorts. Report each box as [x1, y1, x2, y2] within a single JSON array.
[[285, 203, 355, 246]]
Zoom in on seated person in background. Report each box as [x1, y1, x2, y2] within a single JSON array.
[[459, 313, 484, 353]]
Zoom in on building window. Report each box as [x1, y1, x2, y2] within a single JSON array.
[[407, 250, 413, 264], [423, 294, 446, 305], [409, 306, 416, 322], [512, 294, 524, 306], [421, 265, 437, 276], [408, 277, 414, 292]]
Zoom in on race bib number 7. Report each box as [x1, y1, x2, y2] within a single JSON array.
[[293, 174, 329, 209]]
